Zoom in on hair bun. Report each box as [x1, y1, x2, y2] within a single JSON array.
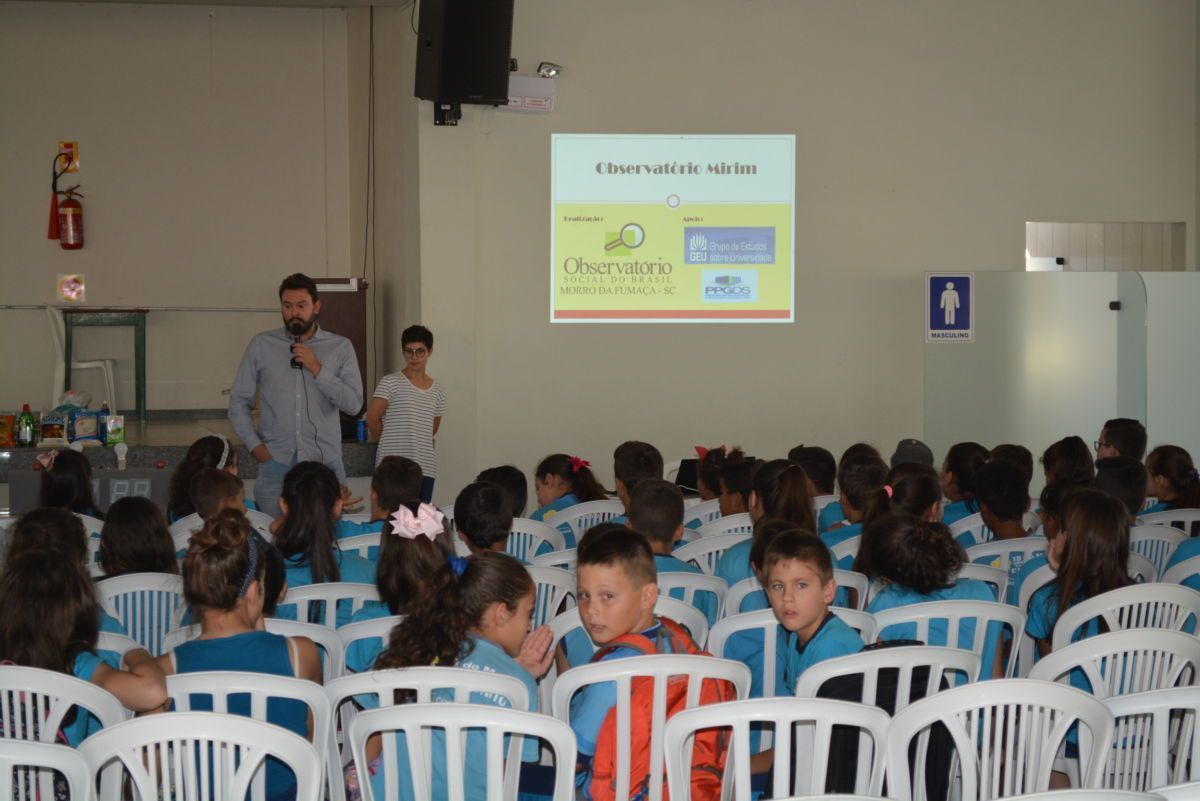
[[190, 509, 250, 553]]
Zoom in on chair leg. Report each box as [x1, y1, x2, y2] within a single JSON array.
[[102, 361, 117, 412]]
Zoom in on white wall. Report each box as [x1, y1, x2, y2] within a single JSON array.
[[382, 0, 1196, 501], [0, 2, 353, 412], [1144, 273, 1200, 459]]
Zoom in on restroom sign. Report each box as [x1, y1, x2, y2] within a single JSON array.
[[926, 273, 974, 342]]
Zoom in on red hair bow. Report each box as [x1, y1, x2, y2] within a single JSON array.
[[694, 445, 726, 461], [569, 456, 590, 474]]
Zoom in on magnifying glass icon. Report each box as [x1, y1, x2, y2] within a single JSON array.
[[604, 223, 645, 251]]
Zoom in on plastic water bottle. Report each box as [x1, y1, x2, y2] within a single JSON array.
[[16, 404, 36, 447]]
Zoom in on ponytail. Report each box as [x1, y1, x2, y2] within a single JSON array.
[[751, 459, 815, 530], [1051, 489, 1131, 624], [863, 464, 942, 527], [535, 453, 608, 503], [274, 461, 341, 584], [376, 500, 452, 615], [375, 551, 533, 670]]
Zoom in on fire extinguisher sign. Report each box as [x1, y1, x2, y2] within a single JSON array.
[[58, 141, 79, 173]]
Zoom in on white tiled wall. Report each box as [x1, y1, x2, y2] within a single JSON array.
[[1026, 222, 1186, 271]]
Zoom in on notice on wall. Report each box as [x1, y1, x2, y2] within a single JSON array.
[[926, 272, 974, 342], [551, 134, 795, 323]]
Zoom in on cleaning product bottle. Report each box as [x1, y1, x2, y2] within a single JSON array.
[[16, 404, 36, 447]]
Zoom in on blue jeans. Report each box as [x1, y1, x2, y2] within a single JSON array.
[[254, 458, 293, 518]]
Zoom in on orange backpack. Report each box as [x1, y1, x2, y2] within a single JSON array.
[[588, 617, 734, 801]]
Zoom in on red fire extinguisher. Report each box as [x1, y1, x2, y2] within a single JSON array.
[[47, 153, 83, 250]]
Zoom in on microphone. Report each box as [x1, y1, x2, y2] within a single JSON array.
[[290, 322, 304, 369]]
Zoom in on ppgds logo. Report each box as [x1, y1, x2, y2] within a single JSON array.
[[701, 270, 758, 302]]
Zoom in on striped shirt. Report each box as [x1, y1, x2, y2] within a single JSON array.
[[373, 371, 446, 476]]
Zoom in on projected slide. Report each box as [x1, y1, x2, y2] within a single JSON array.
[[551, 134, 794, 323]]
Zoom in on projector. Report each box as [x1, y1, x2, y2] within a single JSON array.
[[499, 74, 555, 114]]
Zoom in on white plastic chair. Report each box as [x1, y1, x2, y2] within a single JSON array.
[[527, 565, 577, 629], [1016, 562, 1058, 675], [336, 532, 380, 560], [682, 498, 722, 529], [341, 512, 372, 524], [95, 632, 141, 665], [78, 711, 322, 801], [508, 517, 566, 562], [166, 671, 331, 801], [163, 619, 348, 680], [530, 547, 577, 569], [835, 569, 871, 611], [74, 512, 103, 538], [336, 614, 403, 673], [674, 532, 751, 575], [832, 607, 879, 642], [723, 576, 765, 617], [885, 679, 1116, 800], [950, 511, 1044, 547], [693, 511, 753, 539], [1141, 509, 1200, 537], [962, 793, 1165, 800], [956, 562, 1009, 601], [1163, 555, 1200, 586], [325, 666, 529, 801], [707, 609, 790, 702], [657, 572, 727, 622], [347, 702, 577, 801], [94, 572, 187, 656], [1129, 552, 1159, 583], [168, 513, 203, 553], [1051, 583, 1200, 651], [1030, 629, 1200, 698], [1103, 686, 1200, 791], [1130, 525, 1188, 578], [551, 655, 751, 801], [871, 599, 1027, 679], [830, 534, 861, 568], [1159, 781, 1200, 800], [966, 535, 1048, 578], [243, 508, 276, 535], [0, 665, 126, 738], [47, 305, 116, 410], [280, 582, 380, 630], [664, 697, 890, 800], [545, 499, 625, 542], [1, 739, 94, 801], [794, 644, 980, 703]]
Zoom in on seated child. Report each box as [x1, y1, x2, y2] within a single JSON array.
[[716, 459, 814, 590], [353, 551, 553, 801], [1097, 417, 1148, 461], [1093, 456, 1148, 520], [99, 496, 179, 577], [939, 442, 990, 526], [273, 462, 375, 626], [530, 453, 609, 547], [818, 444, 883, 533], [1146, 445, 1200, 514], [1040, 435, 1095, 486], [159, 510, 322, 801], [183, 468, 248, 557], [37, 448, 103, 519], [337, 455, 423, 540], [1007, 479, 1075, 605], [477, 464, 529, 518], [568, 528, 718, 801], [968, 457, 1032, 549], [990, 444, 1034, 486], [718, 455, 758, 518], [821, 454, 888, 560], [612, 440, 665, 524], [688, 446, 744, 529], [629, 479, 718, 624], [168, 434, 242, 522], [854, 463, 943, 579], [0, 548, 166, 746], [866, 514, 1003, 678], [454, 481, 515, 555]]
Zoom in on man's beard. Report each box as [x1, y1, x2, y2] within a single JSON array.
[[286, 316, 315, 336]]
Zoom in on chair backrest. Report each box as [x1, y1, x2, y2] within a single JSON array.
[[94, 572, 187, 656], [1163, 554, 1200, 586], [74, 512, 104, 538], [955, 562, 1009, 601], [347, 702, 577, 801], [665, 696, 889, 800], [265, 618, 348, 680], [655, 596, 710, 647], [1016, 562, 1058, 675], [674, 533, 752, 576], [45, 305, 66, 355], [546, 499, 625, 541], [281, 582, 381, 630], [693, 512, 753, 540], [965, 535, 1048, 580], [160, 623, 200, 653], [682, 499, 722, 530], [1141, 509, 1200, 538], [1029, 629, 1200, 698], [530, 547, 577, 569], [829, 535, 861, 567], [833, 569, 870, 611], [794, 645, 980, 708], [1159, 781, 1200, 800], [1, 739, 94, 801], [707, 609, 789, 700], [1104, 686, 1200, 791], [656, 573, 727, 621], [1129, 551, 1159, 583], [95, 632, 141, 666], [871, 599, 1027, 679], [77, 711, 322, 801], [335, 614, 404, 672], [1129, 525, 1189, 578], [551, 654, 751, 801], [723, 577, 765, 618], [949, 512, 987, 546], [508, 517, 566, 562], [1051, 583, 1200, 651], [831, 607, 879, 642], [168, 513, 203, 552], [885, 679, 1116, 800], [243, 508, 276, 535], [526, 565, 577, 629], [166, 671, 331, 801], [337, 532, 381, 560], [0, 665, 126, 742]]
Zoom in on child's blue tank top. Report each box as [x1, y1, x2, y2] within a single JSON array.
[[173, 631, 308, 801]]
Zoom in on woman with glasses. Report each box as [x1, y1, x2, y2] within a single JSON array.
[[365, 324, 446, 502]]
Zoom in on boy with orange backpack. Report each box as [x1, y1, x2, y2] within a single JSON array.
[[569, 527, 734, 801]]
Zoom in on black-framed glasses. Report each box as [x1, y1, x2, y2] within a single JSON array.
[[403, 348, 428, 358], [1094, 440, 1107, 451]]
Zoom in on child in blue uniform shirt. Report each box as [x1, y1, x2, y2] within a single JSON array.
[[968, 457, 1033, 554], [349, 551, 554, 801], [939, 442, 990, 527], [687, 445, 742, 529], [852, 464, 942, 583], [821, 454, 888, 563], [610, 440, 665, 528], [159, 510, 323, 801], [530, 453, 610, 547], [336, 455, 422, 543], [864, 513, 1003, 679], [814, 444, 881, 533], [629, 479, 719, 624], [272, 462, 376, 627]]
